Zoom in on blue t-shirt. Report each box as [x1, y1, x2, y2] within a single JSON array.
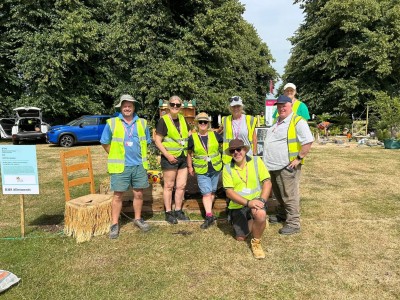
[[100, 113, 151, 166]]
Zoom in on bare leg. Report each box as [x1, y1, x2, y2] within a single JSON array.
[[111, 191, 124, 224], [132, 188, 144, 219], [250, 208, 267, 239], [174, 167, 188, 210], [202, 193, 213, 214], [163, 169, 177, 211]]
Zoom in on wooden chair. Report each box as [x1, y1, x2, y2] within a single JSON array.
[[60, 147, 112, 243]]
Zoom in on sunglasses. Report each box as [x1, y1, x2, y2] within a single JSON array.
[[198, 120, 209, 125], [229, 147, 243, 154], [229, 96, 241, 103], [169, 102, 182, 108]]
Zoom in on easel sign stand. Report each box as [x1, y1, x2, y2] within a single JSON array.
[[0, 146, 40, 238], [20, 195, 25, 238]]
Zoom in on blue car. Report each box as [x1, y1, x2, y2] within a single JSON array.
[[47, 115, 113, 147]]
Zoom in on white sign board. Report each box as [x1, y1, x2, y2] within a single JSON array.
[[0, 145, 39, 194], [265, 99, 277, 127], [255, 127, 268, 156]]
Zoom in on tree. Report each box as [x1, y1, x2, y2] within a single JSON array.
[[286, 0, 400, 117], [3, 0, 277, 121], [369, 91, 400, 139]]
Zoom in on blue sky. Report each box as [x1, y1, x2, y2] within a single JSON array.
[[240, 0, 304, 88]]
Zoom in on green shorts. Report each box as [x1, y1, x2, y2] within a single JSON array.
[[110, 165, 149, 192]]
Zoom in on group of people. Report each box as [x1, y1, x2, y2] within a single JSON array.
[[100, 82, 314, 259]]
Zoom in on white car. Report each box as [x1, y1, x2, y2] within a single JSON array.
[[0, 118, 15, 139], [11, 107, 50, 145]]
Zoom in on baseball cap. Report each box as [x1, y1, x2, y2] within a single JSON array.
[[229, 96, 243, 107], [274, 95, 292, 105], [283, 83, 296, 91]]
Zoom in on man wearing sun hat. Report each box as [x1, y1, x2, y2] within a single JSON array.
[[273, 83, 310, 123], [101, 94, 152, 239], [222, 138, 272, 259], [263, 95, 313, 235]]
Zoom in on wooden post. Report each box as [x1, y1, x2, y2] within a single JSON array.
[[20, 194, 25, 238], [366, 105, 369, 136]]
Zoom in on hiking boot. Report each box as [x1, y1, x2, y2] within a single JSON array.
[[200, 216, 215, 229], [279, 225, 300, 235], [269, 215, 286, 224], [165, 211, 178, 224], [133, 218, 151, 232], [174, 210, 190, 221], [250, 238, 265, 259], [109, 223, 119, 239]]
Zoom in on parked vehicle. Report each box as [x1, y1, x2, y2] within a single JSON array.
[[11, 107, 50, 145], [0, 118, 15, 139], [47, 115, 112, 147]]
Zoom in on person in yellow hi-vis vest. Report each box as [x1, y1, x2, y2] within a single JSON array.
[[217, 96, 257, 164], [272, 83, 310, 123], [154, 95, 191, 224], [101, 94, 152, 239], [223, 139, 272, 259], [263, 95, 314, 235], [187, 112, 223, 229]]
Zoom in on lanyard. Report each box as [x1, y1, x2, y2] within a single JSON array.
[[232, 115, 242, 139], [272, 119, 284, 133], [198, 132, 208, 152], [168, 114, 182, 138], [235, 164, 248, 187], [123, 120, 135, 139]]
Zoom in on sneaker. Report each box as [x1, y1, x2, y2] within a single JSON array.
[[279, 225, 300, 235], [250, 238, 265, 259], [200, 216, 215, 229], [133, 218, 151, 232], [269, 215, 286, 224], [109, 223, 119, 239], [165, 211, 178, 224], [174, 210, 190, 221]]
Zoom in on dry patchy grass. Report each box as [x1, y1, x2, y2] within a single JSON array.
[[0, 141, 399, 299]]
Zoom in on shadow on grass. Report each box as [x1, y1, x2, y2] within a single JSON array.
[[216, 219, 234, 239], [29, 214, 64, 234], [30, 214, 64, 226]]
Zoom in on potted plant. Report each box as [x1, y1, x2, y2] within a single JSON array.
[[369, 92, 400, 149]]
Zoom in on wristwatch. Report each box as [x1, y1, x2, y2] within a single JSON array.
[[296, 154, 303, 160]]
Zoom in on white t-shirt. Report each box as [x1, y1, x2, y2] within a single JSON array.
[[263, 112, 314, 171], [232, 115, 253, 156]]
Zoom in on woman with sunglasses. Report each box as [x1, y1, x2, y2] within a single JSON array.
[[218, 96, 257, 164], [155, 95, 191, 224], [187, 112, 223, 229]]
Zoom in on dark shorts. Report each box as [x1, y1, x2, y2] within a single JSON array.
[[160, 154, 187, 170], [230, 207, 253, 238]]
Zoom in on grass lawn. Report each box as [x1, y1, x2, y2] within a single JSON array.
[[0, 141, 399, 299]]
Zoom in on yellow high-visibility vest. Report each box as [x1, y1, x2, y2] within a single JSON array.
[[161, 114, 189, 157], [106, 117, 148, 173], [221, 115, 256, 164], [287, 114, 304, 164], [224, 157, 261, 209], [191, 132, 222, 174]]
